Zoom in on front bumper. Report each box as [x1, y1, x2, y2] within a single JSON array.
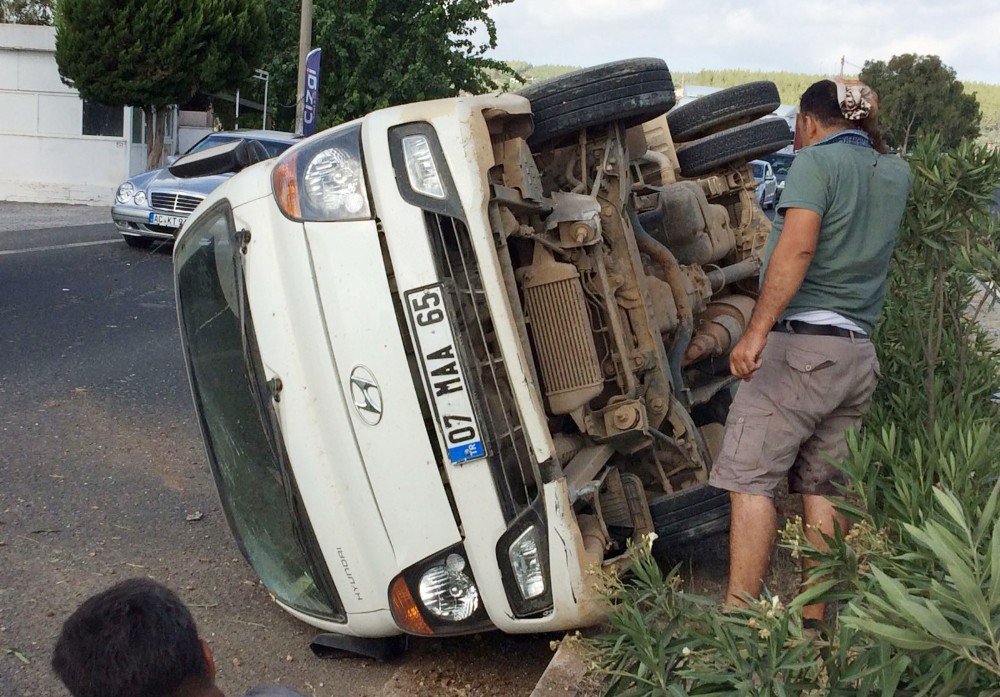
[[361, 96, 608, 634], [112, 204, 184, 239]]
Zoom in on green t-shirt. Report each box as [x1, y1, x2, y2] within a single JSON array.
[[760, 140, 912, 335]]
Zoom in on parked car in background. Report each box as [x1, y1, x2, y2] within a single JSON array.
[[761, 151, 794, 204], [750, 159, 777, 209], [112, 130, 298, 248]]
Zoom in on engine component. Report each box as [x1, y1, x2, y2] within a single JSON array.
[[638, 114, 680, 185], [633, 226, 693, 398], [705, 257, 761, 292], [734, 197, 772, 257], [682, 264, 714, 317], [496, 137, 545, 203], [638, 181, 736, 265], [544, 191, 603, 247], [643, 273, 678, 336], [683, 294, 756, 366], [598, 468, 636, 549], [517, 245, 604, 415], [583, 398, 651, 452]]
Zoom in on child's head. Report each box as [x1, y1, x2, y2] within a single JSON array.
[[52, 578, 215, 697]]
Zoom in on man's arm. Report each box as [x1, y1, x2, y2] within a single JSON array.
[[729, 208, 822, 379]]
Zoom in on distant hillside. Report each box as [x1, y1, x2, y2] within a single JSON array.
[[504, 63, 1000, 145]]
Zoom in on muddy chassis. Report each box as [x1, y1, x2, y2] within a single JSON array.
[[446, 62, 789, 563]]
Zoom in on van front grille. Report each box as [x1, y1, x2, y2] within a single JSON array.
[[425, 212, 541, 520]]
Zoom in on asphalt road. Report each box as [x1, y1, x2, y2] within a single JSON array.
[[0, 218, 551, 696]]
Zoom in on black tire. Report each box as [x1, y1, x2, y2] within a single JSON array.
[[649, 483, 730, 550], [518, 58, 676, 148], [667, 81, 781, 142], [676, 119, 792, 178], [122, 235, 153, 249]]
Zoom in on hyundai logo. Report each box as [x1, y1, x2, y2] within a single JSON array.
[[349, 366, 383, 425]]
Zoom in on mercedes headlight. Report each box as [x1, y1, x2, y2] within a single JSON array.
[[133, 191, 147, 208], [272, 123, 370, 221], [116, 182, 135, 204], [508, 526, 545, 599], [418, 553, 479, 622]]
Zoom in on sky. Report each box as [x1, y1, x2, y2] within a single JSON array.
[[485, 0, 1000, 84]]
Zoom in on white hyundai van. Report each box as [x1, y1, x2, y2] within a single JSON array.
[[173, 59, 789, 646]]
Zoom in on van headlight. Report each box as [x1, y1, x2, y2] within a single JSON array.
[[116, 182, 135, 204], [388, 544, 492, 636], [418, 553, 479, 622], [400, 134, 445, 199], [272, 124, 370, 221], [497, 507, 552, 617], [508, 526, 545, 599]]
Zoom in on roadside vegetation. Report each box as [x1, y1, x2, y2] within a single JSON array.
[[587, 136, 1000, 695]]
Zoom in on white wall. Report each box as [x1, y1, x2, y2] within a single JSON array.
[[0, 133, 129, 203], [0, 23, 130, 205]]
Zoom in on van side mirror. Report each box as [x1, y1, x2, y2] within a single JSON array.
[[168, 139, 269, 178]]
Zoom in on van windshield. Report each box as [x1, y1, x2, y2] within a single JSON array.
[[174, 204, 343, 622]]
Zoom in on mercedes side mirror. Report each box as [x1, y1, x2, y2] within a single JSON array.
[[168, 139, 270, 178]]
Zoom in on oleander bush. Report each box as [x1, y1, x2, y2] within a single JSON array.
[[589, 137, 1000, 695]]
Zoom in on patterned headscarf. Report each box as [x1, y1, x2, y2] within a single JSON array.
[[834, 77, 877, 121]]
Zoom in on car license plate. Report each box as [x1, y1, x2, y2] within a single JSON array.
[[149, 212, 184, 228], [405, 285, 486, 464]]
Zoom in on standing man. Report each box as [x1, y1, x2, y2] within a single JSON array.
[[708, 79, 912, 622]]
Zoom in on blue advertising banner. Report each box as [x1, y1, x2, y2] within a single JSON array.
[[303, 47, 322, 137]]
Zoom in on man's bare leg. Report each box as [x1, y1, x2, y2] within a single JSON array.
[[801, 493, 848, 621], [725, 492, 778, 607]]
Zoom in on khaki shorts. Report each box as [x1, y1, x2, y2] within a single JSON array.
[[708, 331, 880, 498]]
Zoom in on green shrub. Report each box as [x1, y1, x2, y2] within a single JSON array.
[[589, 137, 1000, 695]]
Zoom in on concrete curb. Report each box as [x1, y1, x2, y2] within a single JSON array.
[[529, 634, 592, 697]]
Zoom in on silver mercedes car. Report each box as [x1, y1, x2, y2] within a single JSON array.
[[112, 130, 298, 248]]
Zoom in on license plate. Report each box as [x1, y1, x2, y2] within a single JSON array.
[[405, 285, 486, 464], [149, 212, 184, 228]]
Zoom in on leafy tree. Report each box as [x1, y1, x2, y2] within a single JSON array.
[[860, 54, 982, 153], [253, 0, 516, 132], [54, 0, 267, 169], [1, 0, 54, 24]]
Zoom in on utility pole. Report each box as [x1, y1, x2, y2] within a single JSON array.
[[294, 0, 314, 135], [840, 55, 845, 76]]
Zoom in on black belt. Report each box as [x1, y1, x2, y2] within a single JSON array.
[[771, 320, 866, 340]]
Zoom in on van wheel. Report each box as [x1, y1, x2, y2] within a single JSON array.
[[676, 119, 793, 178], [667, 81, 781, 142], [518, 58, 676, 148], [648, 484, 730, 550]]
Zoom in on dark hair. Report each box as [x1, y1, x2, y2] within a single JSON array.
[[52, 579, 211, 697], [800, 79, 887, 154]]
